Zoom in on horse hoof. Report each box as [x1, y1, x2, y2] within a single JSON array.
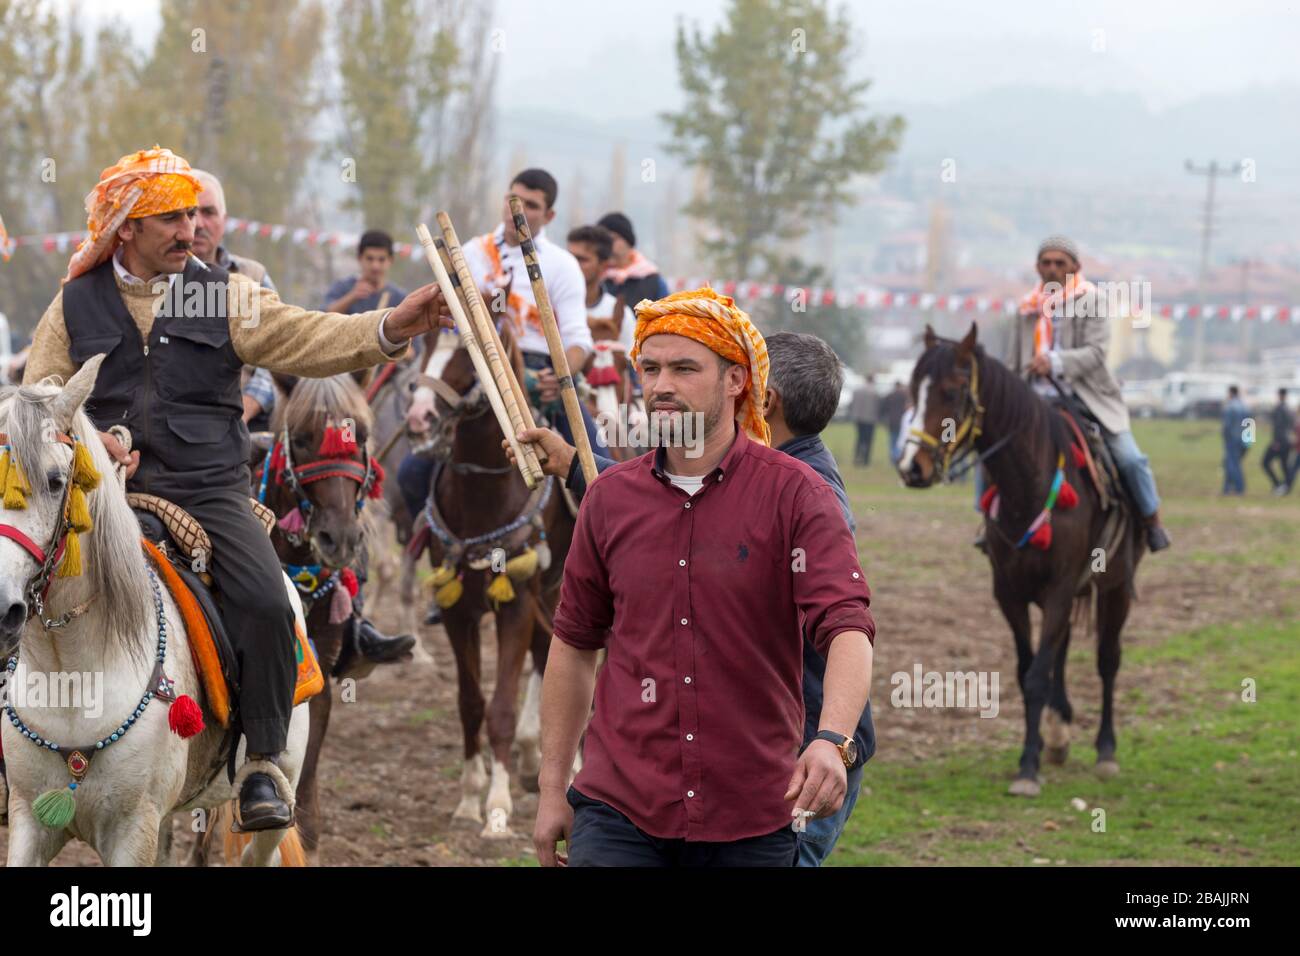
[[480, 821, 516, 840], [1008, 777, 1042, 797], [452, 799, 483, 824], [1095, 759, 1121, 779], [1045, 744, 1070, 766]]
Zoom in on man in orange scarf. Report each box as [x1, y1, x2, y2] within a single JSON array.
[[26, 146, 452, 829]]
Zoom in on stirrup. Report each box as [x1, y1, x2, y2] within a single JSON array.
[[231, 759, 295, 833]]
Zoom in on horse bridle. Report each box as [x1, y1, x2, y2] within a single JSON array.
[[257, 426, 381, 549], [415, 374, 516, 475], [906, 356, 988, 482], [0, 430, 92, 630]]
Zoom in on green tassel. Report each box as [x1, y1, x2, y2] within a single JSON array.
[[32, 786, 76, 829]]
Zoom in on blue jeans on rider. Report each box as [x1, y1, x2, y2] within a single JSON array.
[[973, 465, 986, 512], [521, 351, 609, 457], [1106, 429, 1160, 518], [398, 452, 436, 520], [795, 762, 865, 867]]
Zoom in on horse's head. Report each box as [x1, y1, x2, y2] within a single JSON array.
[[899, 323, 983, 488], [264, 374, 383, 569], [0, 356, 150, 655]]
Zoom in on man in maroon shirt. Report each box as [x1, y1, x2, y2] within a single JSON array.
[[533, 288, 874, 867]]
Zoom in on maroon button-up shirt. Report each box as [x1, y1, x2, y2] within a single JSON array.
[[553, 426, 874, 842]]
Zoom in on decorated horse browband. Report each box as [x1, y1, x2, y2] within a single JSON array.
[[0, 430, 100, 579]]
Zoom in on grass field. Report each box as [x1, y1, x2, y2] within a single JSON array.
[[821, 418, 1300, 866]]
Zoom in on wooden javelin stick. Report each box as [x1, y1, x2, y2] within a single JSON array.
[[416, 223, 537, 488], [434, 217, 542, 441], [432, 216, 544, 483], [507, 195, 598, 484]]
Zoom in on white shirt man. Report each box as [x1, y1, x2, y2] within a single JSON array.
[[462, 223, 593, 361]]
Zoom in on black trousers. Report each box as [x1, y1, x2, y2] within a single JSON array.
[[1262, 442, 1292, 489], [566, 787, 798, 867], [854, 422, 875, 465], [173, 486, 297, 754]]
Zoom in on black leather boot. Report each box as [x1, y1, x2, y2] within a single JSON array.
[[355, 617, 415, 663], [238, 771, 292, 831]]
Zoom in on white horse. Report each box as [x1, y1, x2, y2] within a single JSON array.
[[0, 356, 309, 866]]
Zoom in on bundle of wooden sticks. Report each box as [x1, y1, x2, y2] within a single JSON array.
[[415, 203, 598, 487]]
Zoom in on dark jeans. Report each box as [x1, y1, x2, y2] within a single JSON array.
[[179, 486, 297, 754], [566, 786, 798, 867], [854, 422, 875, 465], [1262, 442, 1292, 489], [398, 452, 436, 523]]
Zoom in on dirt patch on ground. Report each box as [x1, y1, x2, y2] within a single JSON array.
[[3, 491, 1291, 866]]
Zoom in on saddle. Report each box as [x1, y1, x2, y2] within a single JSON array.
[[132, 495, 324, 729]]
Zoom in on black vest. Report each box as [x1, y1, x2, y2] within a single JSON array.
[[62, 259, 249, 500]]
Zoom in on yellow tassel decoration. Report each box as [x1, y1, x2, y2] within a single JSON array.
[[505, 547, 539, 583], [3, 449, 30, 510], [56, 530, 82, 577], [432, 562, 456, 588], [485, 573, 516, 607], [72, 440, 101, 490], [434, 576, 463, 609], [67, 485, 93, 534]]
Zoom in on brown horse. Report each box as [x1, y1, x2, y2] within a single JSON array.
[[899, 324, 1144, 796], [249, 374, 385, 860], [409, 325, 575, 838]]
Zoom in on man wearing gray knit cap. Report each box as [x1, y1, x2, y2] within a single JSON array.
[[1001, 235, 1171, 552]]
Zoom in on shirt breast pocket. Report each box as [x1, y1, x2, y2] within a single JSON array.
[[158, 319, 237, 403]]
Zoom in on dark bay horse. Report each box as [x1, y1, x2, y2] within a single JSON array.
[[409, 327, 575, 838], [899, 324, 1144, 796], [250, 374, 386, 860]]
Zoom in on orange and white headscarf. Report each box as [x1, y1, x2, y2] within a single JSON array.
[[630, 286, 771, 446], [64, 145, 201, 283]]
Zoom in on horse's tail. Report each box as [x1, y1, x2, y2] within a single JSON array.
[[210, 801, 309, 867]]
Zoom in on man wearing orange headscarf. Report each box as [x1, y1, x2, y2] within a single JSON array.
[[529, 287, 874, 868], [23, 146, 452, 830]]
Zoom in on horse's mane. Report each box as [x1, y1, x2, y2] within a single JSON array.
[[271, 374, 373, 436], [1, 383, 152, 656], [914, 336, 1071, 462]]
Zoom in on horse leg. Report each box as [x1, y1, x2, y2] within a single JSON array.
[[1043, 621, 1074, 765], [1011, 589, 1075, 796], [403, 549, 436, 666], [5, 800, 69, 866], [1094, 585, 1130, 778], [293, 679, 331, 863], [100, 804, 164, 866], [447, 614, 487, 823], [515, 598, 551, 792], [155, 814, 175, 865], [482, 601, 533, 838]]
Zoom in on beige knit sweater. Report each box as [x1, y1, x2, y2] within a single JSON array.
[[23, 268, 410, 387]]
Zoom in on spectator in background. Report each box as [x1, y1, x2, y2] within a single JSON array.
[[849, 373, 880, 466], [598, 212, 670, 307], [1221, 385, 1248, 496], [191, 169, 277, 290], [323, 230, 408, 314], [880, 380, 909, 466], [1261, 387, 1294, 496]]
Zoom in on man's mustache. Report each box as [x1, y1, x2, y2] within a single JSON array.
[[169, 242, 192, 253], [650, 396, 688, 411]]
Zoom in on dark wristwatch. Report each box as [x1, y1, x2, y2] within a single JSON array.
[[813, 730, 858, 768]]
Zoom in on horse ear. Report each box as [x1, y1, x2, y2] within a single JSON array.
[[956, 322, 978, 361], [923, 325, 937, 350], [50, 353, 105, 431]]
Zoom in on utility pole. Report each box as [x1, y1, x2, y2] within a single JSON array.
[[1185, 159, 1243, 369]]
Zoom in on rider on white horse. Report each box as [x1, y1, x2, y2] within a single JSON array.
[[21, 145, 451, 829]]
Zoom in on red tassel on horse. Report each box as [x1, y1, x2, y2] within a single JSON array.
[[318, 424, 345, 458], [167, 694, 205, 738], [1029, 522, 1052, 551], [269, 441, 286, 478], [368, 459, 386, 499], [979, 484, 999, 514], [339, 567, 359, 597], [1071, 444, 1087, 469], [1057, 480, 1079, 509]]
